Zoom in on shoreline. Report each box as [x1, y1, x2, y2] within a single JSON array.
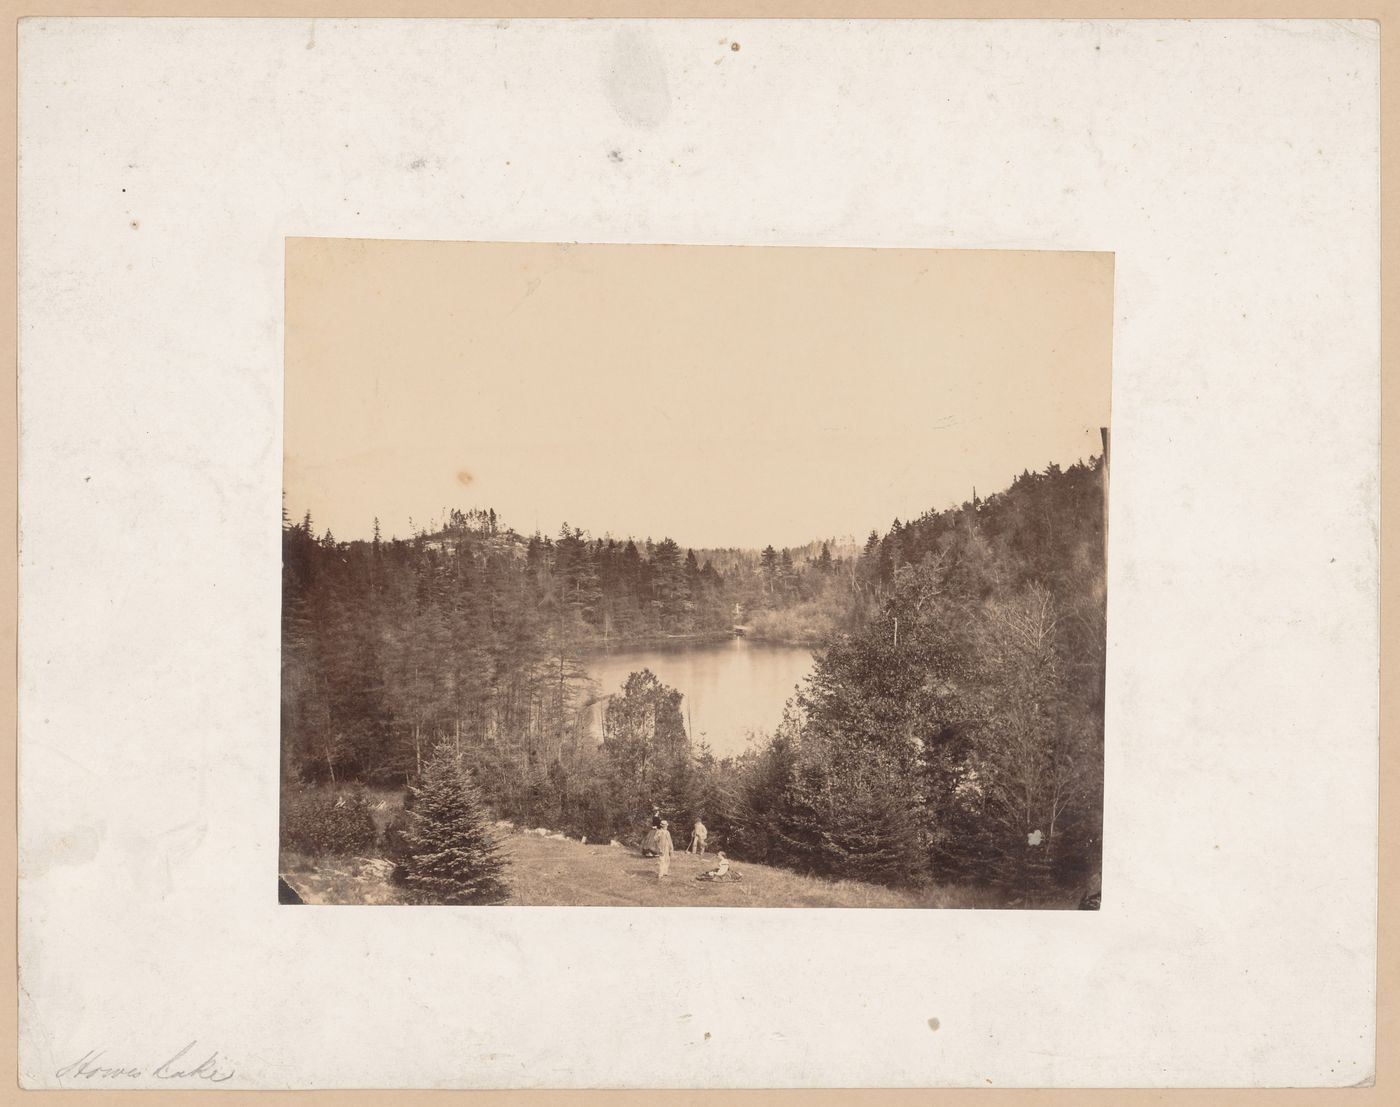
[[583, 629, 821, 655]]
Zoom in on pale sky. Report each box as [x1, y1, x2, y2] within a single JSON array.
[[285, 240, 1112, 548]]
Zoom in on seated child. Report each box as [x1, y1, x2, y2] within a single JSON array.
[[697, 852, 738, 881]]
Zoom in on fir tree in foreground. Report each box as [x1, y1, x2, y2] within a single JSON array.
[[404, 743, 510, 905]]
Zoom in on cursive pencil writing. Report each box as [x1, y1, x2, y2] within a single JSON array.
[[55, 1042, 235, 1083]]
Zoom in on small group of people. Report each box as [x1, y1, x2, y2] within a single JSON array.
[[642, 806, 734, 882]]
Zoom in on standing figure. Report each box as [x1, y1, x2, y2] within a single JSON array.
[[641, 805, 662, 856], [688, 818, 708, 856], [656, 820, 674, 879]]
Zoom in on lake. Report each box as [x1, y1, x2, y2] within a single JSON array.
[[584, 637, 816, 759]]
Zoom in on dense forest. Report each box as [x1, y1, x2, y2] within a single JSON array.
[[282, 456, 1106, 899], [281, 507, 857, 786]]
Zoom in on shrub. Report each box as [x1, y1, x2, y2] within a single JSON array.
[[281, 787, 378, 857]]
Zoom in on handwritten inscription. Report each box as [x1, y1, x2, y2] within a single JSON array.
[[55, 1041, 235, 1083]]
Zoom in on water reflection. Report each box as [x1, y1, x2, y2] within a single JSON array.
[[584, 637, 816, 758]]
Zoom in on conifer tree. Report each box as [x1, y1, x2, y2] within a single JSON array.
[[403, 743, 510, 905]]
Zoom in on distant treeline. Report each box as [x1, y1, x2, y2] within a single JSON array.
[[282, 456, 1105, 899]]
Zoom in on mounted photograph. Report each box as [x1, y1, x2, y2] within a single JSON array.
[[280, 239, 1112, 909]]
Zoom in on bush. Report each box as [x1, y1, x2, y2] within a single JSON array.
[[768, 758, 927, 887], [281, 787, 379, 857], [723, 730, 799, 865]]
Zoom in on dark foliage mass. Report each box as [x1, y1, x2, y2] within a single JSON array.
[[280, 786, 380, 857], [281, 457, 1106, 902]]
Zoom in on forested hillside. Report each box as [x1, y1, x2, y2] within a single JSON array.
[[723, 458, 1107, 894], [282, 456, 1106, 901]]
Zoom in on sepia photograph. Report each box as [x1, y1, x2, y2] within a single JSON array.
[[280, 239, 1112, 909]]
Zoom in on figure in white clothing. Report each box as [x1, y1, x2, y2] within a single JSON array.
[[656, 821, 674, 879]]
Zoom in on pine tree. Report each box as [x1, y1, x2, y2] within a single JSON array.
[[649, 537, 690, 626], [778, 549, 796, 595], [403, 743, 510, 905]]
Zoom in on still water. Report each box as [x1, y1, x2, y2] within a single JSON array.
[[584, 637, 816, 759]]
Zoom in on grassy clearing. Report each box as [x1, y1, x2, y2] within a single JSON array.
[[281, 830, 1052, 908], [499, 834, 994, 908]]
